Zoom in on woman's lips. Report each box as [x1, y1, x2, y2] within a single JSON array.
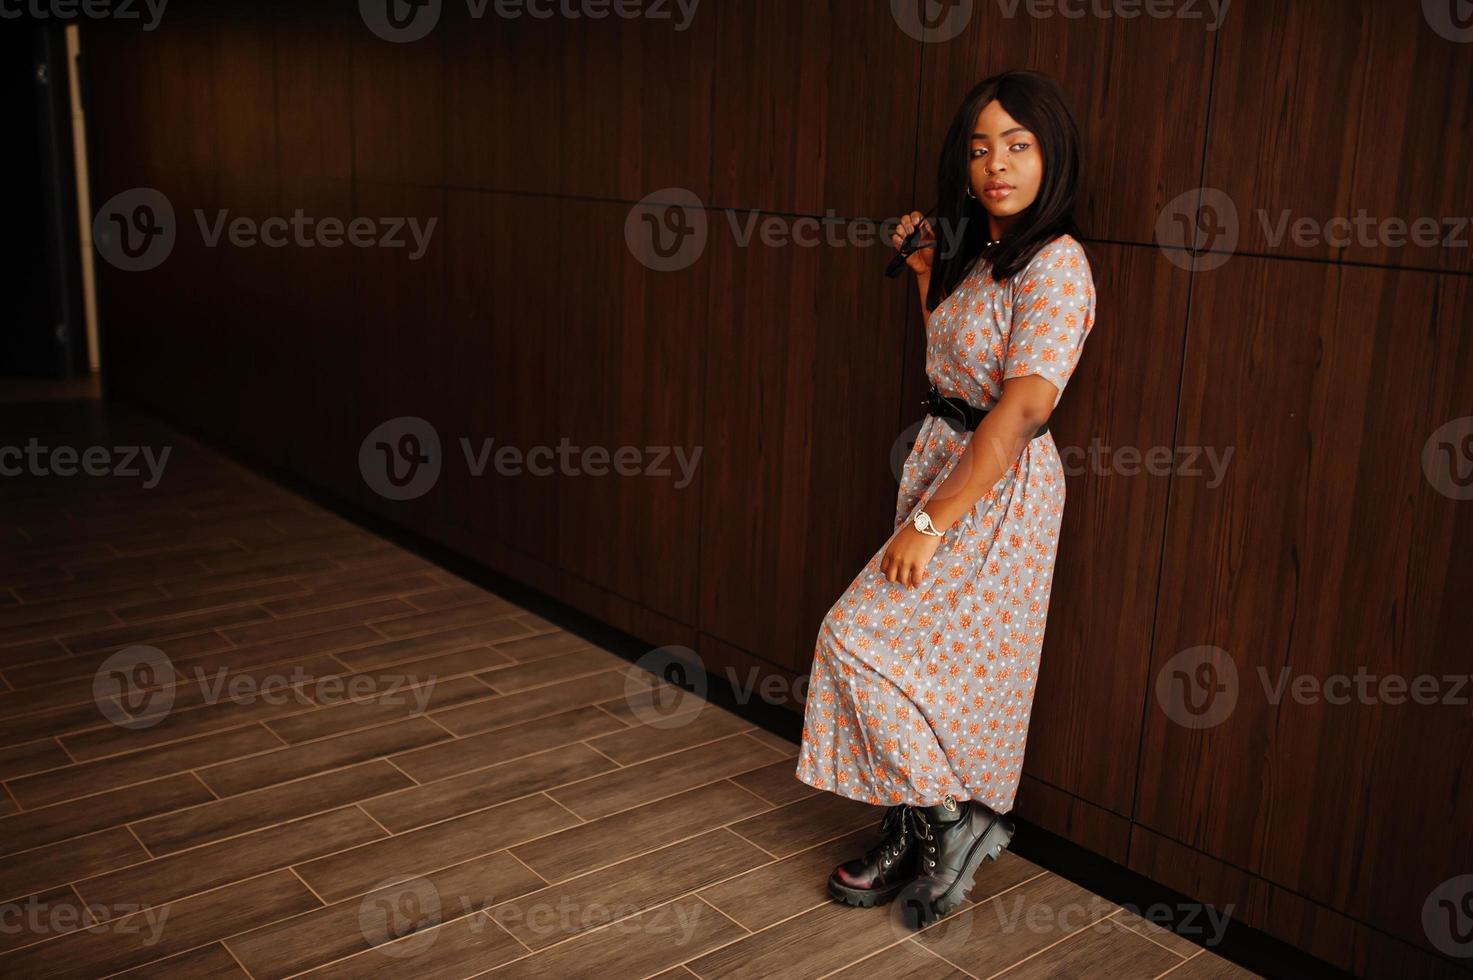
[[983, 186, 1012, 200]]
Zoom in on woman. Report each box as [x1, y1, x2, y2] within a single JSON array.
[[794, 69, 1097, 926]]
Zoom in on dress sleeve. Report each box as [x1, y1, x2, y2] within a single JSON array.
[[1002, 235, 1096, 406]]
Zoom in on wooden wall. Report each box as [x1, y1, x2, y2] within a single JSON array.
[[82, 1, 1473, 976]]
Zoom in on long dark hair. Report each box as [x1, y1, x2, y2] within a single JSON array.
[[925, 70, 1089, 313]]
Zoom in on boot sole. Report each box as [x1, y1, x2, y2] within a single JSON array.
[[914, 814, 1015, 925], [828, 876, 910, 907]]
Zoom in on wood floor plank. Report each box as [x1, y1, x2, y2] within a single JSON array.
[[75, 806, 385, 913], [991, 910, 1185, 978], [9, 723, 283, 808], [106, 942, 251, 979], [345, 644, 517, 686], [725, 790, 877, 859], [0, 736, 73, 780], [265, 675, 493, 743], [261, 571, 442, 617], [364, 742, 617, 832], [491, 628, 599, 663], [333, 621, 540, 670], [491, 828, 771, 951], [370, 600, 523, 641], [0, 869, 320, 979], [129, 760, 412, 856], [5, 630, 233, 688], [583, 706, 755, 766], [696, 827, 874, 932], [686, 898, 902, 980], [294, 792, 577, 903], [220, 598, 418, 647], [299, 910, 527, 979], [479, 895, 746, 980], [0, 827, 149, 905], [0, 773, 215, 857], [389, 705, 627, 783], [1157, 951, 1266, 979], [226, 850, 543, 979], [728, 754, 821, 806], [197, 716, 448, 797], [430, 668, 638, 737], [917, 870, 1119, 977], [58, 605, 275, 655], [477, 647, 632, 694], [511, 781, 773, 884], [548, 733, 788, 820], [827, 939, 973, 979], [0, 885, 101, 954]]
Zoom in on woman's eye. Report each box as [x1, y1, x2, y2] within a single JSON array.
[[1011, 142, 1031, 153]]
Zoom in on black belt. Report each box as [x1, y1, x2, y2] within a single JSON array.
[[922, 384, 1049, 438]]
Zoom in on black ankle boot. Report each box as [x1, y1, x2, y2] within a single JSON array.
[[827, 804, 918, 907], [899, 798, 1015, 925]]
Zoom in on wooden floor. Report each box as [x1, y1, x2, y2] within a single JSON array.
[[0, 397, 1263, 980]]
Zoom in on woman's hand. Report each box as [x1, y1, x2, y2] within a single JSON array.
[[881, 523, 945, 589], [891, 210, 937, 278]]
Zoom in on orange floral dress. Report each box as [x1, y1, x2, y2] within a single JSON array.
[[795, 234, 1096, 813]]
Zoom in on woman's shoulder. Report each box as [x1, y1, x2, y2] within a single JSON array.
[[1024, 233, 1092, 280]]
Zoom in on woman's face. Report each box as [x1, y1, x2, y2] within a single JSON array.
[[968, 99, 1043, 233]]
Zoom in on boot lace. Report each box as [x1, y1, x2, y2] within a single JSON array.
[[865, 804, 914, 870]]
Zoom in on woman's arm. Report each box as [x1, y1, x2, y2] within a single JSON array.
[[919, 375, 1057, 531], [916, 269, 932, 331]]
